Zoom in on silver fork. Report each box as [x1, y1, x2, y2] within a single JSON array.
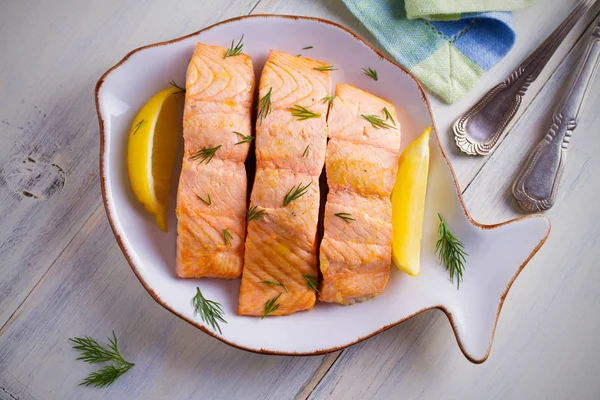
[[453, 0, 597, 156]]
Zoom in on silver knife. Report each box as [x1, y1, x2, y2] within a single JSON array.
[[512, 16, 600, 212]]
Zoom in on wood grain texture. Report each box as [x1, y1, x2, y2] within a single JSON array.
[[0, 0, 260, 328], [0, 0, 599, 399], [308, 15, 600, 400]]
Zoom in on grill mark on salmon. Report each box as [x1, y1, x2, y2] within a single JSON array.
[[176, 43, 255, 279], [238, 50, 331, 316], [319, 84, 401, 305]]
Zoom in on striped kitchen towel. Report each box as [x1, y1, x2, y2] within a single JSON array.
[[342, 0, 539, 103]]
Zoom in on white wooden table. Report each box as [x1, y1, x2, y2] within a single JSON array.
[[1, 1, 599, 399]]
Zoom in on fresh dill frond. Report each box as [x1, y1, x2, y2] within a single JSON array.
[[224, 35, 244, 58], [169, 80, 186, 94], [223, 228, 233, 247], [334, 212, 354, 223], [196, 193, 211, 206], [302, 275, 319, 292], [257, 87, 273, 125], [69, 331, 134, 388], [233, 131, 254, 145], [382, 107, 395, 126], [435, 214, 468, 289], [247, 205, 266, 222], [314, 65, 337, 71], [262, 293, 282, 319], [189, 145, 221, 164], [283, 182, 312, 206], [302, 46, 313, 50], [322, 95, 334, 109], [260, 281, 288, 292], [362, 67, 378, 81], [132, 119, 144, 135], [361, 114, 395, 130], [302, 145, 309, 158], [192, 287, 227, 334], [288, 105, 321, 121]]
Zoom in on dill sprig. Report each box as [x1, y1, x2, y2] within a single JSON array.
[[192, 287, 227, 334], [361, 114, 395, 130], [288, 105, 321, 121], [302, 145, 309, 158], [362, 67, 378, 81], [257, 87, 273, 125], [322, 95, 334, 109], [262, 293, 282, 319], [302, 275, 319, 292], [189, 145, 221, 164], [435, 214, 468, 289], [233, 131, 254, 145], [223, 228, 233, 247], [260, 281, 288, 292], [302, 46, 313, 50], [69, 331, 134, 388], [224, 35, 244, 58], [382, 107, 395, 126], [196, 193, 211, 206], [334, 212, 354, 223], [132, 119, 144, 135], [283, 182, 311, 206], [314, 65, 337, 71], [169, 80, 186, 94], [247, 205, 266, 222]]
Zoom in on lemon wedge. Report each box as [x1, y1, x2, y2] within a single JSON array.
[[127, 88, 183, 232], [391, 127, 431, 276]]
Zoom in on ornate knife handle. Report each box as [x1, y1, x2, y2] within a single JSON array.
[[513, 19, 600, 212], [454, 0, 595, 156]]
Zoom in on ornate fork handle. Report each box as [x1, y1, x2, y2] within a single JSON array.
[[454, 0, 596, 156], [513, 18, 600, 212]]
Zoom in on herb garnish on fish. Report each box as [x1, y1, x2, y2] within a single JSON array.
[[314, 65, 337, 71], [288, 105, 321, 121], [223, 228, 233, 247], [196, 193, 212, 206], [382, 107, 395, 126], [224, 35, 244, 58], [247, 205, 266, 222], [189, 145, 221, 164], [262, 293, 282, 319], [334, 212, 354, 223], [361, 114, 395, 130], [257, 87, 273, 125], [260, 281, 288, 292], [233, 131, 254, 145], [283, 182, 312, 206], [302, 275, 319, 292]]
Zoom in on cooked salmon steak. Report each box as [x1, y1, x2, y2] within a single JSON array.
[[319, 84, 401, 304], [238, 50, 331, 316], [176, 42, 255, 279]]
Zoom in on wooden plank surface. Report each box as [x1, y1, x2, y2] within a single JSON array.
[[0, 0, 599, 399]]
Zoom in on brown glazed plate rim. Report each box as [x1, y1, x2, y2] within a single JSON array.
[[95, 14, 551, 363]]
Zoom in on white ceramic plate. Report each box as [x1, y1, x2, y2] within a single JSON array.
[[96, 15, 551, 363]]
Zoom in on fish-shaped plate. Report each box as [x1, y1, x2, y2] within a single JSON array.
[[96, 15, 550, 363]]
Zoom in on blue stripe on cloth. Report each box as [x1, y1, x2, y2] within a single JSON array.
[[452, 12, 515, 70], [342, 0, 443, 69]]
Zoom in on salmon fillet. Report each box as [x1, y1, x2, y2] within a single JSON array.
[[176, 43, 255, 279], [319, 84, 401, 304], [238, 50, 331, 316]]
